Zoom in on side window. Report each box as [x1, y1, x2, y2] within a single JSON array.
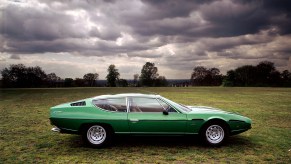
[[130, 98, 164, 112], [157, 99, 177, 113], [93, 98, 127, 112]]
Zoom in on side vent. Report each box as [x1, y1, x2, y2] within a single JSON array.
[[70, 101, 86, 106]]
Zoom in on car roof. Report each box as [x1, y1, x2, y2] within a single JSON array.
[[93, 93, 161, 99]]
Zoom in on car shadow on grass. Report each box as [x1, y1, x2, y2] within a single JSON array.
[[113, 135, 202, 147], [67, 134, 254, 149]]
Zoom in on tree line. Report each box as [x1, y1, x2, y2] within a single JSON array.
[[0, 62, 168, 88], [1, 61, 290, 88], [0, 64, 100, 88], [223, 61, 291, 87], [190, 61, 291, 87]]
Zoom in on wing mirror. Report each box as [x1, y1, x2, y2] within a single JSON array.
[[163, 110, 169, 115]]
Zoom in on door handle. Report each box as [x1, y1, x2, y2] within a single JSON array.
[[129, 119, 139, 122]]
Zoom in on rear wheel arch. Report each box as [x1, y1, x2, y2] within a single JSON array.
[[79, 123, 114, 135]]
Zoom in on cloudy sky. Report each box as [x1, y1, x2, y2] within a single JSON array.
[[1, 0, 291, 79]]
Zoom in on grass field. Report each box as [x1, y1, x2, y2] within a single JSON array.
[[0, 87, 291, 163]]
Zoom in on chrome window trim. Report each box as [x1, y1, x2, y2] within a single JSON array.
[[156, 98, 180, 113], [128, 112, 181, 114], [160, 97, 190, 113], [156, 98, 167, 111], [126, 97, 130, 113]]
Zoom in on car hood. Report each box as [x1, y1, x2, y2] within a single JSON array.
[[186, 106, 233, 114]]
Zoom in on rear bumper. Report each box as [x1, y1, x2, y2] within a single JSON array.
[[51, 127, 61, 132], [50, 126, 79, 134]]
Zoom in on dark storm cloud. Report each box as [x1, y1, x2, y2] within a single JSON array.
[[140, 0, 200, 19], [126, 0, 291, 38], [200, 30, 275, 52], [121, 1, 206, 37], [199, 0, 291, 37], [2, 0, 290, 53], [4, 39, 89, 54], [1, 0, 291, 78], [1, 5, 86, 41], [89, 27, 121, 41]]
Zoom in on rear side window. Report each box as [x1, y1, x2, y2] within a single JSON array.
[[93, 98, 127, 112]]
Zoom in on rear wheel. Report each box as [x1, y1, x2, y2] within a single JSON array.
[[200, 122, 228, 146], [82, 125, 111, 148]]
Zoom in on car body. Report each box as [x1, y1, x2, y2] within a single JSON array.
[[50, 93, 251, 147]]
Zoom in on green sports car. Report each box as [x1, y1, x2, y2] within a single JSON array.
[[50, 93, 251, 147]]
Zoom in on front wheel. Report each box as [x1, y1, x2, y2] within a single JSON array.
[[200, 123, 228, 146], [82, 125, 111, 148]]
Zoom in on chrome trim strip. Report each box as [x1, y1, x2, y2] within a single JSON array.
[[115, 132, 131, 134], [52, 117, 185, 122], [129, 119, 139, 122], [229, 120, 246, 123], [130, 132, 185, 134], [51, 118, 127, 121], [114, 132, 199, 134], [61, 127, 78, 132], [184, 132, 198, 134], [191, 119, 204, 121], [130, 119, 186, 122]]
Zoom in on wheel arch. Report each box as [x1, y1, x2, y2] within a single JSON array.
[[199, 118, 230, 135], [79, 122, 115, 134]]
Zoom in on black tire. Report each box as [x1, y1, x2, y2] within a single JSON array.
[[82, 124, 112, 148], [200, 121, 228, 146]]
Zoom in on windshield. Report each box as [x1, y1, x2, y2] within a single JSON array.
[[161, 97, 192, 113]]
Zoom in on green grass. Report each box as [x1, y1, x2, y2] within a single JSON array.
[[0, 87, 291, 163]]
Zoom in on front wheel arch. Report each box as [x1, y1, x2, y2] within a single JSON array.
[[199, 119, 230, 146]]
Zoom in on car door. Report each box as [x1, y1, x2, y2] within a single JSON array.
[[93, 98, 129, 133], [127, 97, 187, 134]]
